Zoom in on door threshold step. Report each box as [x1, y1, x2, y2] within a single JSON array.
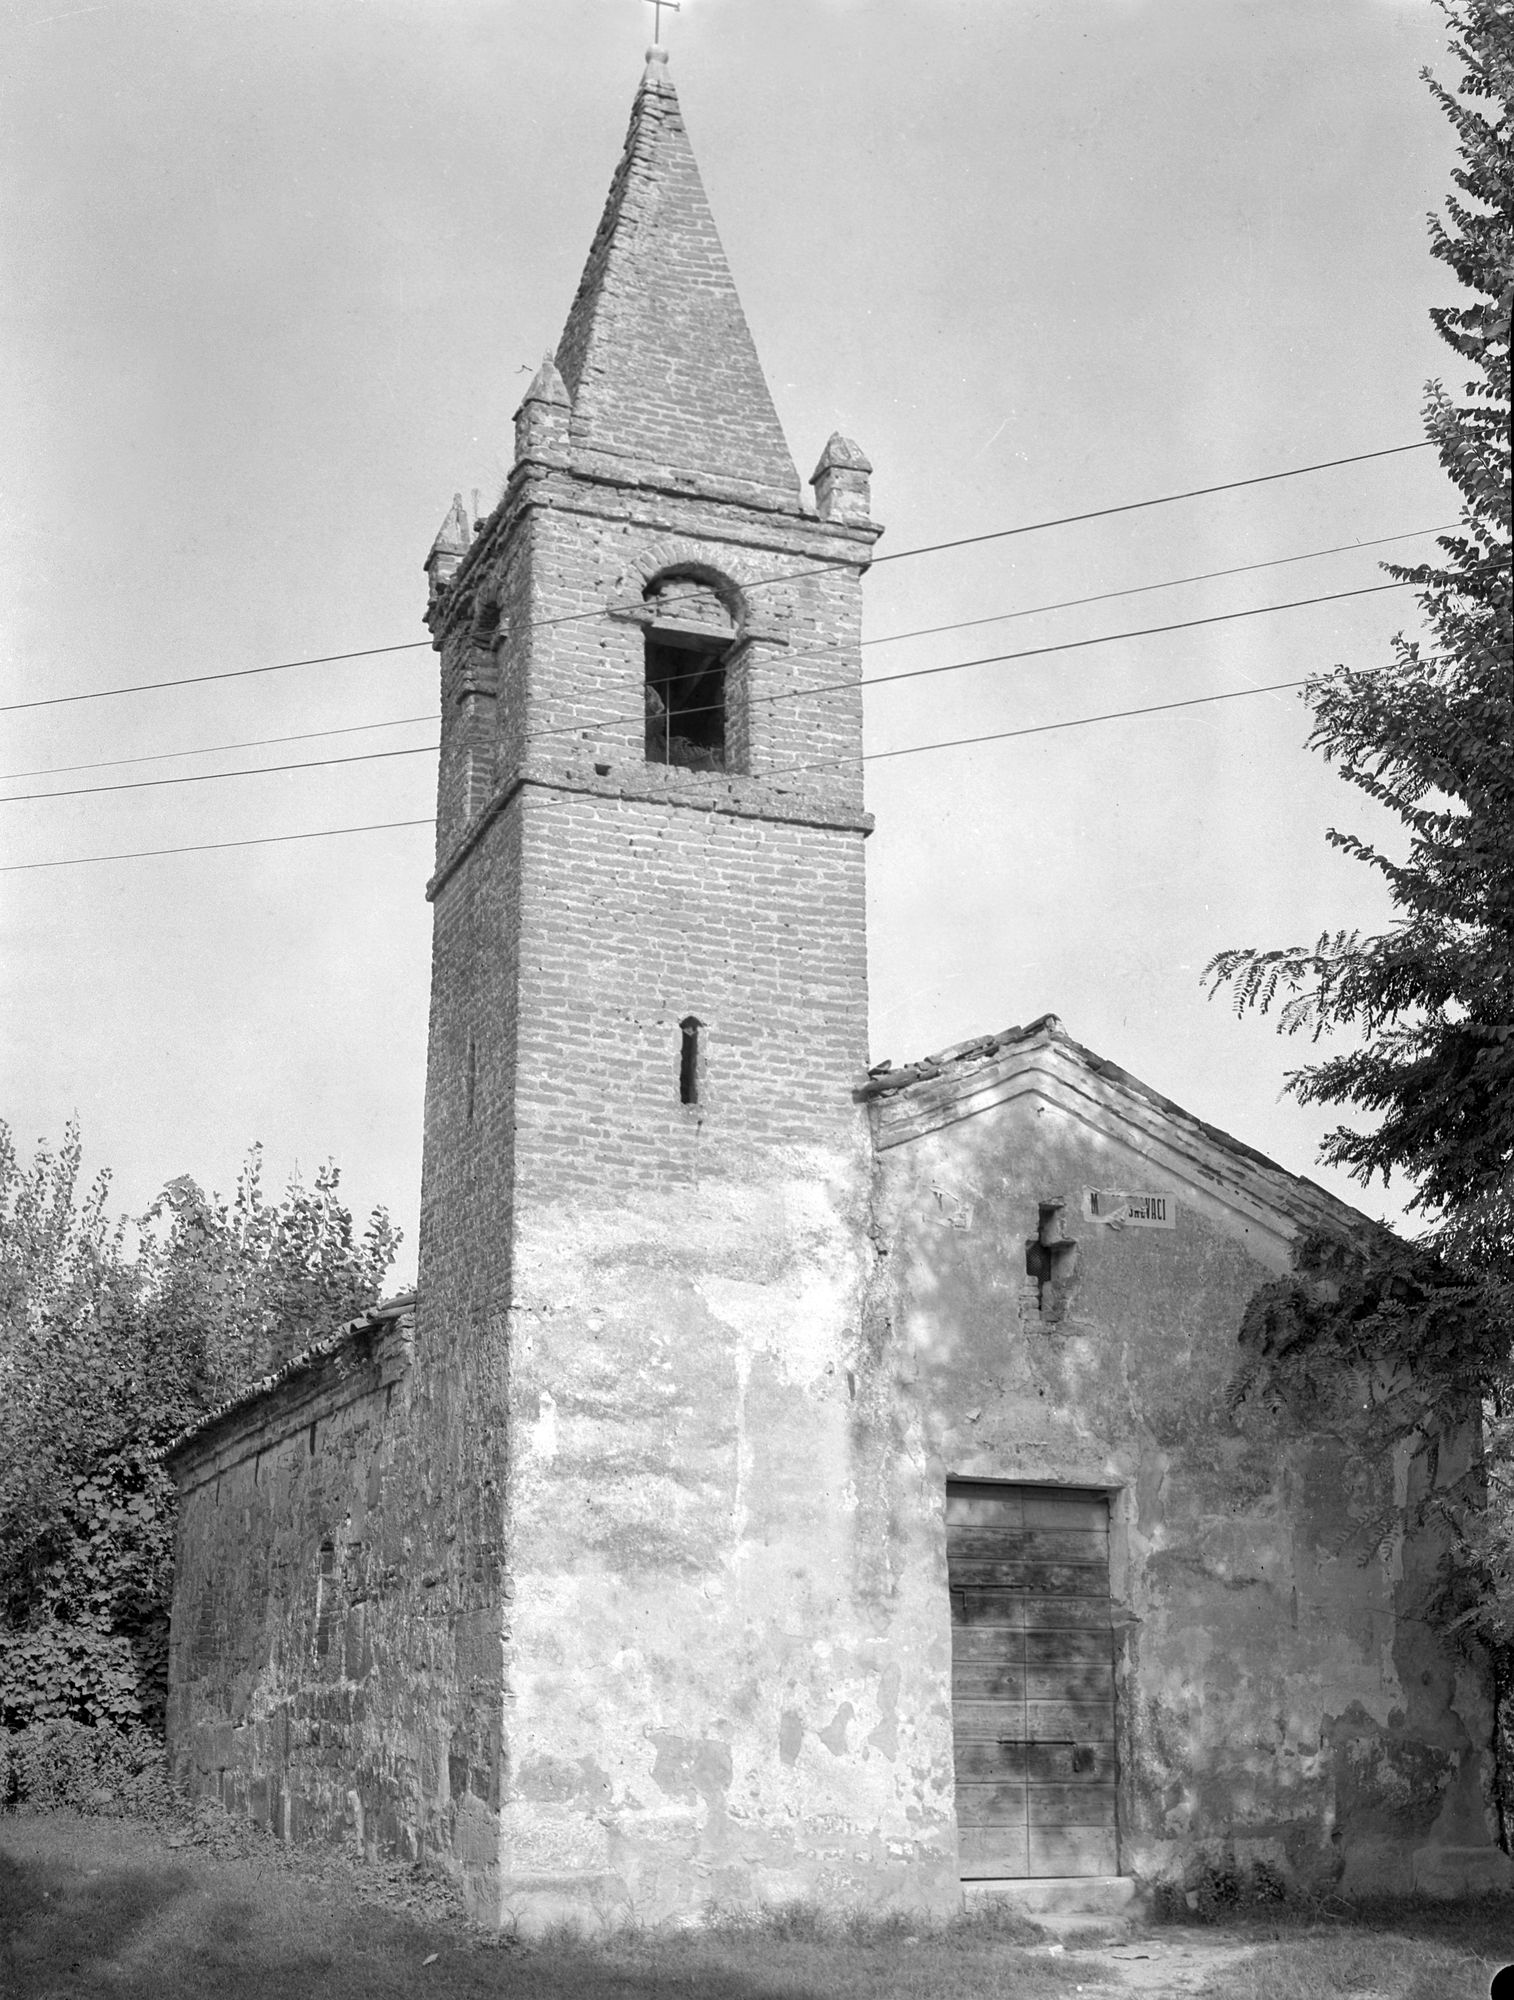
[[964, 1875, 1139, 1922]]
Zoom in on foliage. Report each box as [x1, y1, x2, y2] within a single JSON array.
[[143, 1145, 401, 1395], [1, 1718, 172, 1816], [1228, 1228, 1510, 1464], [1207, 0, 1513, 1829], [1206, 0, 1512, 1226], [0, 1120, 398, 1757], [0, 1449, 175, 1734]]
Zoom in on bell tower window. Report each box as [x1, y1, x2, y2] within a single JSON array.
[[642, 574, 736, 773]]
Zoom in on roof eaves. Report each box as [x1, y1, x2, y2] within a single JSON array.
[[158, 1293, 417, 1465], [862, 1017, 1393, 1245]]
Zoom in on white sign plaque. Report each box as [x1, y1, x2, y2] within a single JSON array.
[[1088, 1189, 1176, 1229]]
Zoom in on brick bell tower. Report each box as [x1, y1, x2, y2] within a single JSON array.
[[418, 50, 956, 1926]]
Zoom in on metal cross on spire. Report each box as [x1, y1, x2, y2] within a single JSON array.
[[643, 0, 679, 45]]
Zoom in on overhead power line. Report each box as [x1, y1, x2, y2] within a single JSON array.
[[865, 442, 1431, 570], [0, 572, 1430, 807], [0, 440, 1434, 717], [0, 523, 1447, 789], [864, 681, 1308, 766], [0, 640, 431, 718], [0, 742, 437, 807], [577, 442, 1438, 620], [0, 714, 438, 787], [862, 523, 1454, 649], [0, 673, 1318, 874], [525, 574, 1428, 748], [1, 820, 437, 874]]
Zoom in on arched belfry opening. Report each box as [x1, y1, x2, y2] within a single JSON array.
[[642, 572, 736, 772]]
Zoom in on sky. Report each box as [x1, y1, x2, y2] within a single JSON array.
[[0, 0, 1464, 1287]]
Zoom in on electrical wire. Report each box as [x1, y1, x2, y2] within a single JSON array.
[[571, 442, 1438, 618], [1, 820, 437, 873], [0, 714, 438, 786], [0, 573, 1426, 807], [0, 523, 1446, 789], [0, 440, 1434, 718], [0, 742, 438, 807], [523, 575, 1427, 749], [859, 524, 1455, 649], [864, 681, 1309, 766], [0, 672, 1319, 873], [0, 640, 432, 718]]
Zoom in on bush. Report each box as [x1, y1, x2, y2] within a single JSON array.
[[0, 1717, 174, 1818], [1151, 1853, 1291, 1923]]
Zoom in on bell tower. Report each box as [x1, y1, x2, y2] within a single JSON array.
[[416, 49, 955, 1926]]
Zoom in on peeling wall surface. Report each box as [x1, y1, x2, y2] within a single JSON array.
[[164, 50, 1509, 1929], [869, 1026, 1510, 1901]]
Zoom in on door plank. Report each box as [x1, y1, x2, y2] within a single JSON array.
[[945, 1528, 1109, 1563], [955, 1740, 1118, 1784], [946, 1485, 1109, 1530], [953, 1699, 1115, 1743], [1026, 1785, 1119, 1827], [959, 1827, 1031, 1877], [954, 1782, 1029, 1825], [948, 1560, 1111, 1592], [1029, 1827, 1120, 1876], [952, 1663, 1029, 1700]]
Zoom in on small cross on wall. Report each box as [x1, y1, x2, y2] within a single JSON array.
[[644, 0, 680, 44]]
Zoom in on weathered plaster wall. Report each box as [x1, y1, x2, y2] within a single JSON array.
[[871, 1043, 1508, 1897], [499, 1151, 961, 1927]]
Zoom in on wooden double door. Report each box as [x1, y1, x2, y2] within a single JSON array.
[[948, 1481, 1119, 1879]]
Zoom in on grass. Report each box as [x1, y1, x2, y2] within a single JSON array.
[[1, 1807, 1510, 1999]]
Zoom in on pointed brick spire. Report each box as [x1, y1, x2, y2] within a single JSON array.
[[424, 493, 472, 606], [514, 353, 571, 462], [554, 49, 800, 501]]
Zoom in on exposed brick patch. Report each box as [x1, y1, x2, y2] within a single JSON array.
[[553, 51, 801, 503]]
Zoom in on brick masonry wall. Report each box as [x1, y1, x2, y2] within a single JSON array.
[[168, 1306, 511, 1898], [553, 52, 800, 503]]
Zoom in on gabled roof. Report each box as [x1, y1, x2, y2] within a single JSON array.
[[553, 49, 800, 503], [864, 1015, 1390, 1252]]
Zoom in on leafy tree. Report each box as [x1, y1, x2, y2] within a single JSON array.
[[1207, 0, 1512, 1833], [1207, 0, 1512, 1234], [142, 1144, 401, 1396], [0, 1120, 398, 1759]]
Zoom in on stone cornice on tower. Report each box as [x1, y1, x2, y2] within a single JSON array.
[[552, 47, 801, 506]]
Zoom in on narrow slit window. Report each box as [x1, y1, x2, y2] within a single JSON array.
[[314, 1541, 337, 1660], [679, 1016, 702, 1106]]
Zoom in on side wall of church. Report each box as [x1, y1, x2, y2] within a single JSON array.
[[871, 1080, 1505, 1899], [167, 1297, 510, 1899], [167, 675, 528, 1898], [168, 1317, 420, 1849]]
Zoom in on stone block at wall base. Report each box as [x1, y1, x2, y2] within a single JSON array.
[[963, 1876, 1140, 1922], [1411, 1844, 1514, 1897]]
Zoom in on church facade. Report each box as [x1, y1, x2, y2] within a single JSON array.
[[165, 51, 1509, 1926]]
